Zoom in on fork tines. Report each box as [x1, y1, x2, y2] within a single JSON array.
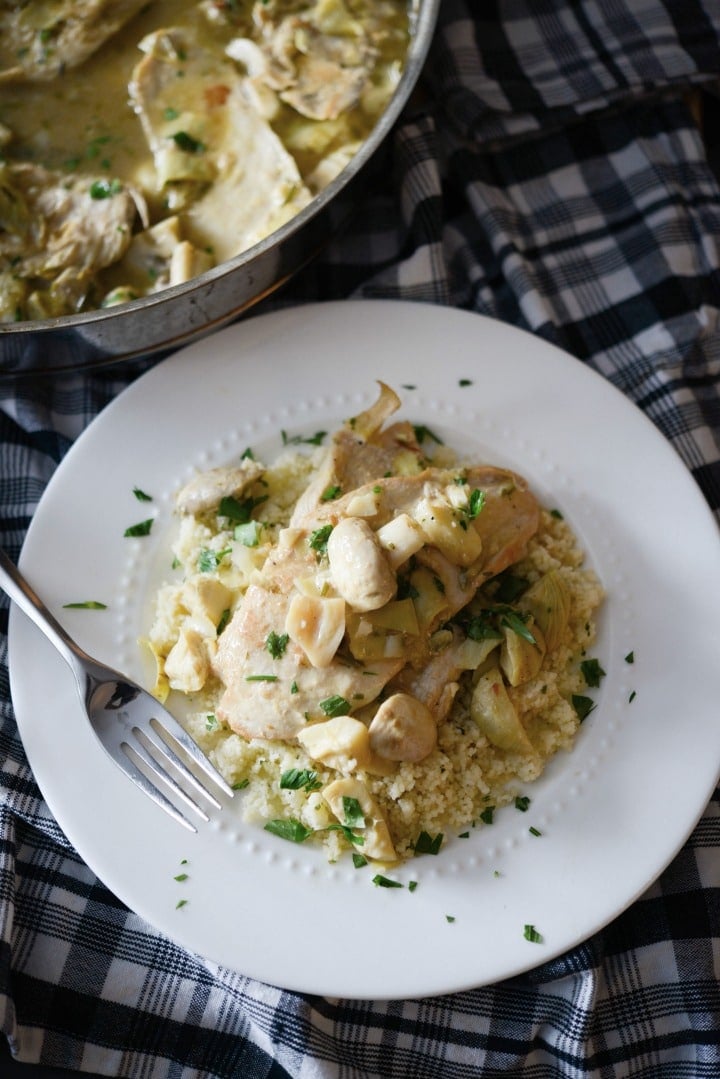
[[120, 712, 234, 832]]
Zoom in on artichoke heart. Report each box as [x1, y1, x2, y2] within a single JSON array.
[[471, 666, 534, 755], [500, 620, 546, 686], [520, 569, 570, 652]]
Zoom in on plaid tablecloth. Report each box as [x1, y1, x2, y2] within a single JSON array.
[[2, 2, 719, 1075]]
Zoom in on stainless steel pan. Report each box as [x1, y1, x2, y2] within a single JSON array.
[[0, 0, 439, 379]]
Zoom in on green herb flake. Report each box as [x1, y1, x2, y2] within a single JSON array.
[[319, 694, 351, 717], [245, 674, 279, 683], [459, 379, 473, 386], [282, 429, 327, 447], [524, 924, 543, 943], [372, 874, 404, 889], [479, 806, 495, 825], [62, 600, 107, 610], [465, 488, 486, 519], [309, 524, 333, 556], [232, 779, 250, 790], [264, 818, 313, 843], [170, 130, 205, 153], [408, 880, 418, 892], [446, 915, 456, 923], [280, 768, 320, 791], [198, 547, 232, 572], [220, 494, 267, 523], [175, 899, 189, 909], [266, 630, 289, 659], [174, 872, 189, 882], [205, 714, 219, 732], [290, 681, 299, 694], [550, 508, 564, 519], [629, 690, 637, 703], [133, 486, 153, 502], [529, 826, 542, 837], [89, 178, 122, 199], [124, 518, 153, 537], [580, 658, 606, 688], [625, 651, 635, 664], [412, 424, 444, 446], [320, 484, 342, 502], [414, 830, 443, 855], [515, 796, 531, 812], [352, 853, 368, 869], [342, 796, 366, 829], [572, 694, 596, 721], [216, 608, 231, 635]]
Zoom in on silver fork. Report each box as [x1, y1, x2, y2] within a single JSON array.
[[0, 547, 234, 831]]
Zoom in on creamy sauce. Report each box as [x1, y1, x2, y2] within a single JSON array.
[[0, 0, 409, 317]]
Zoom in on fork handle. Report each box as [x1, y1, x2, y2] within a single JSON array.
[[0, 546, 88, 681]]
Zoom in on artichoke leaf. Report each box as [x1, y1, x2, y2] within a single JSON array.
[[471, 666, 534, 755]]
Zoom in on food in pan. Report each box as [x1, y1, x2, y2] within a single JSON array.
[[0, 0, 410, 321], [146, 384, 605, 864]]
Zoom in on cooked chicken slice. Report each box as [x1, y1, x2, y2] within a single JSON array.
[[175, 460, 266, 516], [129, 27, 312, 258], [250, 2, 378, 121], [0, 0, 147, 83], [290, 383, 425, 525], [212, 585, 403, 741], [0, 162, 138, 319]]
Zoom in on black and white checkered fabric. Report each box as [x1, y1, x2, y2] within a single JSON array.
[[1, 2, 719, 1076]]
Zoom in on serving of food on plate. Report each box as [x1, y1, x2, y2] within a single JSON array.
[[146, 382, 605, 865], [0, 0, 410, 322]]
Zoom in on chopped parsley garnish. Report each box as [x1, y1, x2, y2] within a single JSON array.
[[629, 690, 636, 703], [280, 768, 320, 791], [524, 924, 543, 943], [308, 524, 333, 556], [459, 379, 473, 387], [124, 518, 153, 537], [572, 694, 595, 721], [342, 796, 365, 829], [465, 488, 486, 519], [264, 818, 313, 843], [170, 130, 205, 153], [353, 853, 368, 869], [408, 880, 418, 892], [412, 424, 443, 445], [198, 547, 232, 572], [205, 714, 219, 732], [266, 630, 289, 659], [319, 694, 351, 717], [174, 872, 188, 882], [479, 806, 495, 824], [625, 651, 635, 664], [281, 429, 327, 446], [550, 508, 564, 519], [529, 826, 542, 837], [580, 658, 606, 688], [491, 572, 529, 603], [499, 609, 536, 644], [372, 874, 404, 888], [446, 915, 456, 923], [515, 796, 531, 812], [133, 486, 153, 501], [290, 681, 299, 694], [175, 899, 189, 910], [232, 779, 249, 791], [321, 484, 342, 501], [62, 600, 107, 609], [216, 608, 231, 635], [219, 494, 267, 523], [89, 178, 122, 199], [414, 830, 443, 855]]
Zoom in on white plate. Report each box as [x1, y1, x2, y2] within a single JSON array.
[[9, 301, 720, 999]]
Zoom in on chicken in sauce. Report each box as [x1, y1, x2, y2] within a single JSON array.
[[0, 0, 410, 321]]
